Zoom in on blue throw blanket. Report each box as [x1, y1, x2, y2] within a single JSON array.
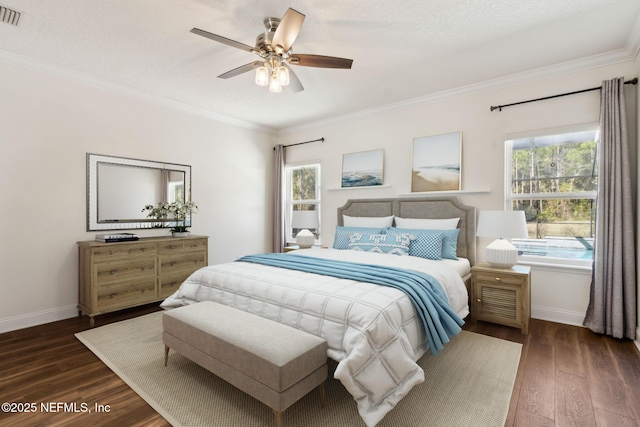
[[237, 253, 463, 355]]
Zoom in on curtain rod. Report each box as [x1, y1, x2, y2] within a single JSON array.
[[490, 78, 638, 112], [274, 137, 324, 150]]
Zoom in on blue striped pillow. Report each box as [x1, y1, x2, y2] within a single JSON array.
[[347, 232, 414, 256], [332, 226, 388, 250]]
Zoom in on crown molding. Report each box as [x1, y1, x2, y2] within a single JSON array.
[[626, 9, 640, 60], [278, 48, 637, 136], [0, 49, 277, 135]]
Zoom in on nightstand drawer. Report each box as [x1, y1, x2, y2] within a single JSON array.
[[474, 271, 526, 286]]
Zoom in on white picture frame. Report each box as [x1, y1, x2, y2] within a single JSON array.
[[411, 132, 462, 192], [341, 149, 384, 188]]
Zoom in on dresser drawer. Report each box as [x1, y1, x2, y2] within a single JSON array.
[[157, 241, 185, 255], [183, 238, 208, 252], [474, 271, 526, 286], [159, 271, 193, 299], [93, 243, 157, 263], [95, 259, 156, 285], [159, 253, 206, 276], [96, 278, 157, 312]]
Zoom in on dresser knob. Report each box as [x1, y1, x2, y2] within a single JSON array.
[[495, 277, 501, 281], [110, 270, 115, 275], [170, 262, 175, 267], [476, 298, 482, 302], [110, 293, 115, 299]]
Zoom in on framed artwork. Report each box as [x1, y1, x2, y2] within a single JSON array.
[[342, 149, 384, 188], [411, 131, 461, 192]]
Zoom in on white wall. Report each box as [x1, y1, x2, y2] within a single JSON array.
[[279, 61, 638, 327], [0, 58, 275, 332]]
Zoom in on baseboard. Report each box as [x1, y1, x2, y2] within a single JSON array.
[[531, 305, 585, 327], [0, 305, 78, 334]]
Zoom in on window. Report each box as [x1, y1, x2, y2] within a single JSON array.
[[285, 163, 321, 244], [505, 127, 598, 262]]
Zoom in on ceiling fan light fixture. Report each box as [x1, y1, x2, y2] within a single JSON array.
[[255, 65, 269, 86], [269, 74, 282, 93], [276, 66, 289, 86]]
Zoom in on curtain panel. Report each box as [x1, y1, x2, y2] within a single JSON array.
[[272, 145, 286, 253], [583, 77, 637, 339]]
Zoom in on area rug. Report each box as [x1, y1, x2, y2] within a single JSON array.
[[76, 312, 521, 427]]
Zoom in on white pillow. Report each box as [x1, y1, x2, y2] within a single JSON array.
[[343, 215, 394, 228], [394, 216, 460, 230]]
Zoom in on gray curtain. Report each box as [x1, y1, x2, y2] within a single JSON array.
[[583, 77, 637, 339], [272, 145, 286, 253]]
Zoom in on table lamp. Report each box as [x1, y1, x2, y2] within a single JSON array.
[[291, 210, 319, 248], [476, 210, 528, 268]]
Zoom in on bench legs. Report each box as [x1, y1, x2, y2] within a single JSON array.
[[164, 345, 170, 367], [271, 382, 325, 427]]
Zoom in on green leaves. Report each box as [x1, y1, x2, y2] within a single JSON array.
[[141, 201, 198, 232]]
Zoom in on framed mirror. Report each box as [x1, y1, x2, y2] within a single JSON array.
[[87, 153, 192, 231]]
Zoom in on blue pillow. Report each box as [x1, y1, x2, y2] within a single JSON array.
[[391, 228, 460, 260], [347, 232, 413, 256], [332, 226, 388, 250]]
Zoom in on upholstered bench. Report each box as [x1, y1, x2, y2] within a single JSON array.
[[162, 301, 328, 427]]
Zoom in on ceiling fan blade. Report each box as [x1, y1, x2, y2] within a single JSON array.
[[271, 8, 305, 53], [191, 28, 256, 53], [218, 61, 263, 79], [289, 54, 353, 69], [283, 63, 304, 93]]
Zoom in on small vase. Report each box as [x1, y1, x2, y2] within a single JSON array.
[[171, 231, 190, 238]]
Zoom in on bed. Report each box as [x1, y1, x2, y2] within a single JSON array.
[[161, 196, 476, 427]]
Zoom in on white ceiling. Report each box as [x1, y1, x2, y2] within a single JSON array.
[[1, 0, 639, 131]]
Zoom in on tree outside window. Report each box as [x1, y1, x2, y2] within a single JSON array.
[[285, 163, 321, 243], [506, 128, 598, 261]]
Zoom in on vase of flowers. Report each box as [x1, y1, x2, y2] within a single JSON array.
[[142, 201, 198, 237]]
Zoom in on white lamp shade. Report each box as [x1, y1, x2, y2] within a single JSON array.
[[291, 210, 319, 229], [292, 210, 319, 249], [477, 210, 528, 269], [476, 210, 528, 239]]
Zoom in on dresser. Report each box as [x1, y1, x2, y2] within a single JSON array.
[[77, 235, 208, 326], [470, 263, 531, 334]]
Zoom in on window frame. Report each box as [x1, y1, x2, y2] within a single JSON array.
[[504, 124, 599, 267], [284, 162, 322, 245]]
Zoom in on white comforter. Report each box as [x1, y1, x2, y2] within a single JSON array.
[[161, 249, 469, 426]]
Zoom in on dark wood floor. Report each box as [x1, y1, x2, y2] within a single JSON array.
[[1, 305, 639, 427]]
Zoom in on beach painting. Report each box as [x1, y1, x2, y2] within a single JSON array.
[[412, 132, 461, 192], [342, 149, 384, 188]]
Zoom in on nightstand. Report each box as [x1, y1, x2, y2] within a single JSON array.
[[470, 263, 531, 335]]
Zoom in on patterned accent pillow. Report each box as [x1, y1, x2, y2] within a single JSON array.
[[347, 232, 414, 256], [332, 226, 388, 250], [391, 228, 459, 260]]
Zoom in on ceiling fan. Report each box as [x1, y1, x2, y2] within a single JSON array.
[[190, 8, 353, 93]]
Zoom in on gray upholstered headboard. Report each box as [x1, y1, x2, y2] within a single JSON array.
[[337, 197, 477, 265]]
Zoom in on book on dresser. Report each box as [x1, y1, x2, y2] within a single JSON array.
[[95, 233, 139, 242]]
